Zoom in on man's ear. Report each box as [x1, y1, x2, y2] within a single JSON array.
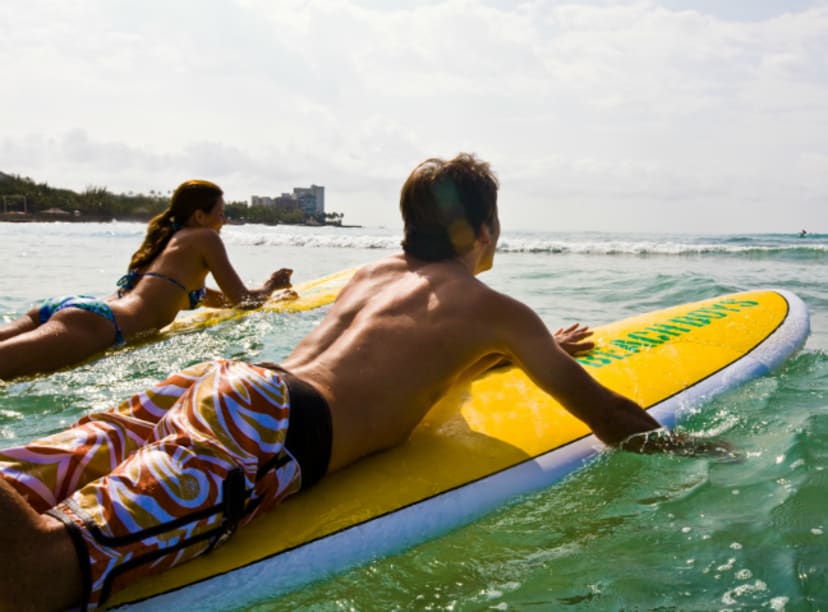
[[477, 224, 492, 246]]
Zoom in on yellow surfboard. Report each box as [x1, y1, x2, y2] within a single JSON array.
[[109, 287, 809, 610]]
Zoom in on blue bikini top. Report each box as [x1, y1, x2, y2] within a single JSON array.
[[117, 271, 206, 309]]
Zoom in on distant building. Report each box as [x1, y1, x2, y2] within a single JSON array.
[[251, 185, 324, 216], [250, 195, 273, 207], [1, 194, 27, 214]]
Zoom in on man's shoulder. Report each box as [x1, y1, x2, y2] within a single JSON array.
[[357, 254, 407, 275], [377, 256, 494, 288], [348, 255, 499, 301]]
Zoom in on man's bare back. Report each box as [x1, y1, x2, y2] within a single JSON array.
[[281, 253, 511, 471]]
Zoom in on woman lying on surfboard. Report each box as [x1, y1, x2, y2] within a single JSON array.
[[0, 179, 295, 380]]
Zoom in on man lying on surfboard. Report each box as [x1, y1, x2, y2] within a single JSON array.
[[1, 153, 700, 610]]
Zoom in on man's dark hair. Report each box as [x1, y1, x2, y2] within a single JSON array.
[[400, 153, 499, 261]]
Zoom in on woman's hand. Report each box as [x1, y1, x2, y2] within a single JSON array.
[[265, 268, 293, 292], [270, 288, 299, 302]]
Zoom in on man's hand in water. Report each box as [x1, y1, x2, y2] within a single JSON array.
[[555, 323, 595, 356], [619, 429, 744, 462]]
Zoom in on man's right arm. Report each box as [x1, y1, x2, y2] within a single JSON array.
[[490, 294, 738, 456], [491, 294, 663, 447]]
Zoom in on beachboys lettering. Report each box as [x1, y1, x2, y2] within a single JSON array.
[[576, 298, 760, 369]]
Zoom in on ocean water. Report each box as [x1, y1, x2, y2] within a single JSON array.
[[1, 222, 827, 610]]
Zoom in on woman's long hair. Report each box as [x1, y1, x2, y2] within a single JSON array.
[[127, 180, 223, 271]]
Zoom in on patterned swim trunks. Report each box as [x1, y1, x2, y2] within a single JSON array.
[[0, 359, 302, 609]]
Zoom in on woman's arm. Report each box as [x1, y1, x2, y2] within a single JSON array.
[[199, 288, 232, 309], [200, 231, 293, 308], [236, 268, 293, 308]]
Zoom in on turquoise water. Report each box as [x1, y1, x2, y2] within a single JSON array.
[[1, 223, 827, 610]]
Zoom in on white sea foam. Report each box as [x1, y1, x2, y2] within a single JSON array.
[[5, 221, 826, 256]]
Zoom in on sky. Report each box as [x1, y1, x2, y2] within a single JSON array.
[[1, 0, 827, 233]]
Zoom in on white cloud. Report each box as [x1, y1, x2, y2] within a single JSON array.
[[1, 0, 826, 232]]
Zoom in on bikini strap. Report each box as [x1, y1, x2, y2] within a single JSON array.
[[142, 271, 188, 292], [189, 287, 207, 309], [115, 271, 140, 298], [116, 270, 202, 308]]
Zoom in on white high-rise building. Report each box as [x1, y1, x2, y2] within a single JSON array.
[[250, 185, 324, 215], [292, 185, 325, 215]]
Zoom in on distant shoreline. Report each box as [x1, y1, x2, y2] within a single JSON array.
[[0, 214, 362, 229]]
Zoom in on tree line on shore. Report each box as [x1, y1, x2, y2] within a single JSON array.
[[0, 172, 344, 226]]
